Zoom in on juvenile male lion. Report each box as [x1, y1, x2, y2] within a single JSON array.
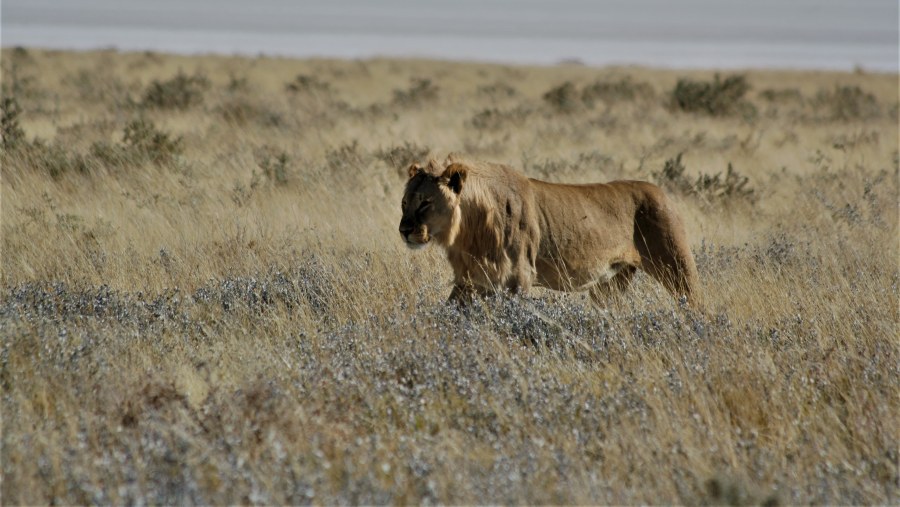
[[399, 156, 699, 306]]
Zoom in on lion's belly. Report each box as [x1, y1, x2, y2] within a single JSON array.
[[528, 180, 645, 292], [535, 257, 630, 291], [533, 227, 641, 291]]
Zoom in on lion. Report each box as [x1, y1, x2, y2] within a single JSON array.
[[399, 155, 700, 306]]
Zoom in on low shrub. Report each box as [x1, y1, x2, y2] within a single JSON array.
[[254, 146, 291, 186], [1, 96, 26, 150], [581, 77, 654, 106], [671, 74, 755, 117], [90, 119, 183, 168], [285, 74, 331, 94], [653, 153, 755, 204], [218, 96, 283, 127], [141, 71, 210, 110], [525, 151, 620, 181], [1, 47, 40, 100], [325, 140, 368, 172], [468, 106, 530, 130], [392, 78, 439, 107], [121, 118, 183, 164], [374, 142, 430, 174], [759, 88, 804, 103], [543, 78, 654, 113], [813, 85, 880, 120], [63, 68, 128, 104], [542, 81, 581, 113], [470, 108, 505, 130], [29, 140, 91, 178], [476, 81, 518, 99], [2, 97, 91, 178]]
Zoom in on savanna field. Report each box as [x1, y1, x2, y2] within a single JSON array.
[[1, 47, 898, 504]]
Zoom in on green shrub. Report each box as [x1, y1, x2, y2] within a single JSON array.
[[814, 85, 880, 120], [694, 163, 755, 202], [759, 88, 803, 103], [31, 140, 91, 178], [122, 119, 183, 163], [542, 81, 581, 113], [254, 146, 291, 186], [476, 82, 518, 99], [285, 74, 331, 94], [392, 78, 439, 107], [1, 97, 93, 178], [1, 97, 25, 150], [89, 119, 183, 168], [469, 108, 505, 130], [543, 78, 654, 113], [218, 96, 283, 127], [226, 74, 250, 93], [1, 47, 39, 100], [581, 77, 654, 106], [374, 142, 430, 174], [671, 74, 755, 117], [325, 140, 366, 171], [653, 153, 755, 204], [141, 71, 210, 110], [64, 68, 127, 103], [469, 106, 531, 130], [525, 151, 619, 181], [89, 141, 127, 167]]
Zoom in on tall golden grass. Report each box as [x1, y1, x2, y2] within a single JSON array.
[[2, 48, 897, 504]]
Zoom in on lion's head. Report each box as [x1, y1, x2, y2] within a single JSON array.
[[398, 160, 467, 249]]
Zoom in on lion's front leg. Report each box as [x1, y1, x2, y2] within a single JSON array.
[[448, 277, 501, 306], [448, 282, 480, 306], [448, 283, 470, 304], [506, 252, 536, 296], [504, 275, 533, 297]]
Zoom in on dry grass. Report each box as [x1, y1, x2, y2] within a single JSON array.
[[1, 47, 898, 505]]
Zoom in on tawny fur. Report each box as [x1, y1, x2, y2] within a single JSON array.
[[399, 156, 700, 306]]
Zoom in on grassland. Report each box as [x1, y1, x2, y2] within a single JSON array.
[[1, 47, 898, 504]]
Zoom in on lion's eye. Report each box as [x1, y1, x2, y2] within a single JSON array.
[[417, 201, 432, 214]]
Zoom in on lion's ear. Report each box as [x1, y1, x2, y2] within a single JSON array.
[[442, 163, 468, 194], [407, 163, 424, 179]]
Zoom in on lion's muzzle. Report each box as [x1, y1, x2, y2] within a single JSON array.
[[399, 222, 430, 249]]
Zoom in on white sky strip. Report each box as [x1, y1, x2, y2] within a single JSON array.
[[3, 0, 898, 71]]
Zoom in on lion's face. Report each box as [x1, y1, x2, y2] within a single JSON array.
[[399, 162, 466, 249]]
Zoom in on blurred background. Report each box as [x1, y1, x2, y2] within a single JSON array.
[[3, 0, 898, 71]]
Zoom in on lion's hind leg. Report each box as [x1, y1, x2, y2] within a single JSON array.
[[633, 193, 700, 306], [588, 264, 636, 308]]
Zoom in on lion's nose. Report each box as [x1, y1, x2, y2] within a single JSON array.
[[399, 223, 414, 237]]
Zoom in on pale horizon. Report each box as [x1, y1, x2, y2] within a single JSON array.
[[3, 0, 898, 71]]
